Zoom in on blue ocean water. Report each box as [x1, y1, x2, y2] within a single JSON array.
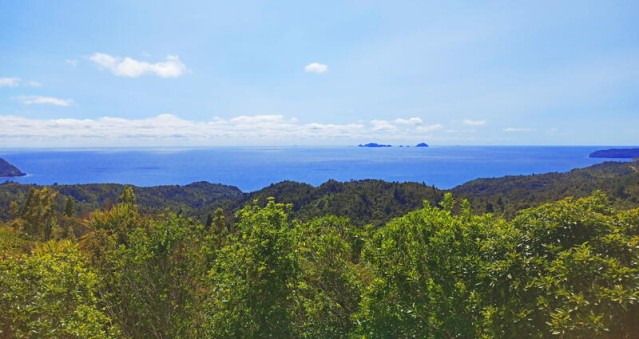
[[0, 146, 627, 192]]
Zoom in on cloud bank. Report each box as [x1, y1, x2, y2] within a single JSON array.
[[90, 53, 186, 78], [463, 119, 486, 126], [14, 96, 74, 106], [304, 63, 328, 74], [503, 127, 534, 133], [0, 114, 441, 147], [0, 77, 42, 87], [0, 77, 20, 87]]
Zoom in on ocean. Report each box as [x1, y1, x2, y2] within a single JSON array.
[[0, 146, 626, 192]]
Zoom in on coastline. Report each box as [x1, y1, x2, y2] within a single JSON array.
[[1, 146, 632, 192]]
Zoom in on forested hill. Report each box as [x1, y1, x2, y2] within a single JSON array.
[[452, 161, 639, 217], [0, 158, 25, 178], [0, 180, 443, 227], [240, 179, 444, 226], [1, 160, 637, 225], [2, 161, 639, 337], [0, 181, 243, 221]]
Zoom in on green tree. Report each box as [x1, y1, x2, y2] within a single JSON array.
[[63, 196, 76, 217], [291, 215, 363, 338], [0, 240, 119, 337], [119, 186, 136, 205], [488, 193, 639, 337], [204, 198, 298, 337], [103, 214, 208, 338], [356, 196, 516, 338], [20, 187, 59, 241]]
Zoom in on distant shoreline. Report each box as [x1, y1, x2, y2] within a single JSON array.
[[0, 157, 26, 178], [589, 148, 639, 159]]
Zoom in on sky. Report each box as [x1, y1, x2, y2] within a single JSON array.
[[1, 0, 638, 147]]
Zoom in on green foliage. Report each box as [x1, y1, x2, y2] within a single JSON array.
[[102, 214, 208, 338], [0, 240, 119, 338], [248, 180, 444, 227], [20, 187, 59, 241], [356, 197, 499, 337], [356, 193, 639, 338], [64, 196, 76, 217], [0, 225, 28, 257], [453, 161, 639, 217], [1, 174, 639, 338], [204, 198, 298, 337], [292, 216, 363, 337], [491, 193, 639, 337], [119, 186, 136, 205], [84, 200, 145, 245]]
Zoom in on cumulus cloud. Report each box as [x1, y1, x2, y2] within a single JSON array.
[[0, 114, 444, 146], [0, 77, 21, 87], [418, 124, 445, 132], [503, 127, 534, 133], [90, 53, 186, 78], [14, 96, 74, 106], [463, 119, 486, 126], [0, 77, 41, 87], [370, 120, 398, 131], [304, 62, 328, 74], [394, 117, 423, 125]]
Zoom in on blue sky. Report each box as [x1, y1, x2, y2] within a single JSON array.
[[1, 0, 638, 146]]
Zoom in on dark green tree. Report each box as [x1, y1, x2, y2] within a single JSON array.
[[20, 187, 59, 241], [204, 198, 297, 337]]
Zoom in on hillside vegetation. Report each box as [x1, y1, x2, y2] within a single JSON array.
[[1, 161, 638, 337], [1, 160, 637, 225], [1, 184, 638, 337]]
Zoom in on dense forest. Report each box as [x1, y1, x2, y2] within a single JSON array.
[[1, 160, 639, 337]]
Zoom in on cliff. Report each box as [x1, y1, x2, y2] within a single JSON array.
[[0, 158, 25, 177]]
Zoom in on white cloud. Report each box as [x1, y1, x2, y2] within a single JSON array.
[[304, 62, 328, 74], [0, 77, 21, 87], [394, 117, 423, 125], [418, 124, 445, 132], [463, 119, 486, 126], [90, 53, 186, 78], [14, 96, 74, 107], [503, 127, 534, 133], [230, 115, 289, 124], [0, 114, 445, 146], [370, 120, 398, 131], [0, 77, 43, 87], [66, 59, 78, 67]]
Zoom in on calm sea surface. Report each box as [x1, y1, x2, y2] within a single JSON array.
[[0, 146, 626, 192]]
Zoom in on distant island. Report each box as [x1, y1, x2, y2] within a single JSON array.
[[589, 148, 639, 159], [359, 143, 392, 148], [358, 142, 429, 148], [0, 158, 26, 177]]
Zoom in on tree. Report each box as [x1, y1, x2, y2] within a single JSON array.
[[0, 240, 119, 337], [63, 196, 76, 217], [204, 198, 298, 337], [291, 215, 363, 337], [356, 196, 512, 338], [20, 187, 59, 241], [119, 186, 136, 205], [102, 214, 208, 338]]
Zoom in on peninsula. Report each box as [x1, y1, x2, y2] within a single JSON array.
[[589, 148, 639, 159], [0, 158, 26, 177]]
